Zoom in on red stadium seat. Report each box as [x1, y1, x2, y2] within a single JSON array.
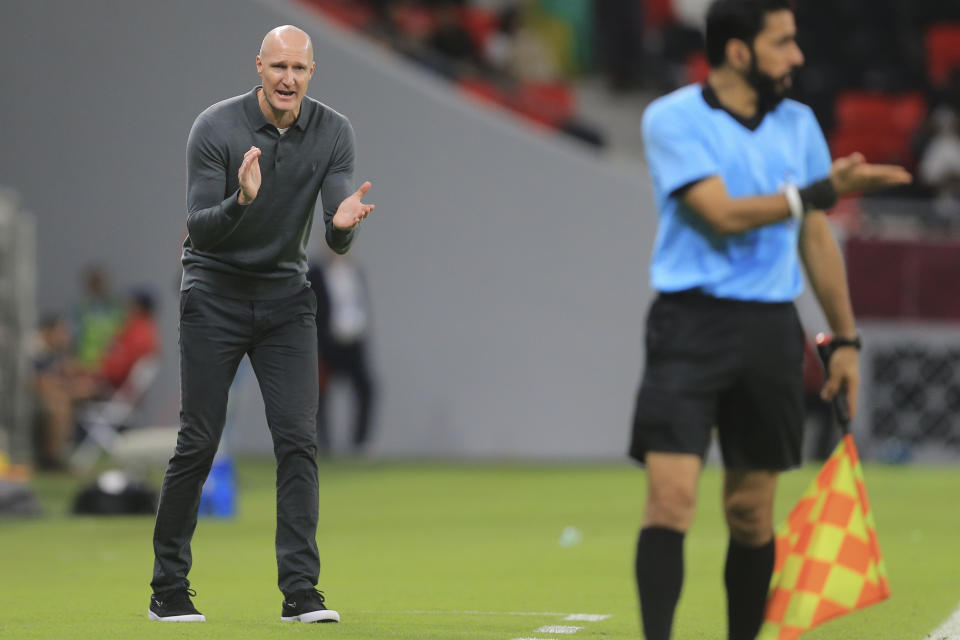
[[830, 91, 926, 167], [829, 129, 911, 166], [834, 92, 926, 133], [509, 82, 576, 128], [461, 6, 499, 52], [458, 78, 577, 133], [458, 76, 508, 108], [925, 23, 960, 86], [644, 0, 676, 30], [686, 51, 710, 84], [301, 0, 375, 30], [392, 3, 437, 39]]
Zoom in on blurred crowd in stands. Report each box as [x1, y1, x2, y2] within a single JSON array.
[[786, 0, 960, 218], [303, 0, 609, 146], [31, 266, 159, 471], [304, 0, 960, 220]]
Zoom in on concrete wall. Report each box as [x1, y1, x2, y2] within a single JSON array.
[[1, 0, 657, 458]]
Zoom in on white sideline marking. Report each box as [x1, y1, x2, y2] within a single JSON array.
[[565, 614, 610, 622], [359, 609, 610, 638], [360, 610, 604, 617], [926, 603, 960, 640]]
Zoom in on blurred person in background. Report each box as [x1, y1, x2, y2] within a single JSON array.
[[31, 314, 78, 470], [97, 289, 160, 391], [308, 252, 377, 457], [32, 290, 160, 471], [67, 288, 162, 400], [149, 25, 374, 624], [506, 1, 562, 83], [70, 264, 125, 370], [918, 102, 960, 221], [482, 2, 520, 73], [629, 1, 911, 639]]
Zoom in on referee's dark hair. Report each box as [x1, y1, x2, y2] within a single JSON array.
[[705, 0, 793, 67]]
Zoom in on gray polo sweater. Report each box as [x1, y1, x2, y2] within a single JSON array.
[[181, 87, 357, 300]]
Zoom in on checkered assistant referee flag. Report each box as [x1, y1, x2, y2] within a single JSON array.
[[758, 335, 890, 640], [757, 434, 890, 639]]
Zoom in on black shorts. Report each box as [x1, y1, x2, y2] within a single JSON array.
[[629, 291, 805, 470]]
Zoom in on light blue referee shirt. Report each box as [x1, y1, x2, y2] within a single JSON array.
[[642, 84, 832, 302]]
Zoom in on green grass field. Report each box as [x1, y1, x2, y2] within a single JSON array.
[[1, 460, 956, 639]]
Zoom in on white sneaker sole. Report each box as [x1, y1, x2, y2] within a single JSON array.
[[281, 609, 340, 623], [148, 610, 206, 622]]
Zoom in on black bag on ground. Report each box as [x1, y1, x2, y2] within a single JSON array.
[[72, 470, 158, 515]]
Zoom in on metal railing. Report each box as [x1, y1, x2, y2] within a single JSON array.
[[0, 190, 36, 466]]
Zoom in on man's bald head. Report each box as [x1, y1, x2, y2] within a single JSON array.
[[255, 25, 316, 127], [260, 25, 314, 63]]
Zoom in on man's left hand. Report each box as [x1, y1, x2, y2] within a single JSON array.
[[333, 181, 375, 230], [829, 152, 912, 196], [820, 346, 860, 420]]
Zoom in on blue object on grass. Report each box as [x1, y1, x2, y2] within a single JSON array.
[[199, 454, 236, 518]]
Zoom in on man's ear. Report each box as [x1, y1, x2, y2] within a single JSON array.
[[726, 39, 751, 71]]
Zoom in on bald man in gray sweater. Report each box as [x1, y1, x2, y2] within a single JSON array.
[[149, 25, 374, 624]]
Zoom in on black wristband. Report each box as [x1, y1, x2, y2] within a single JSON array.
[[831, 334, 862, 350], [798, 178, 838, 212]]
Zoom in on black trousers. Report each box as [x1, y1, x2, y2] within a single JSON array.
[[151, 286, 320, 596]]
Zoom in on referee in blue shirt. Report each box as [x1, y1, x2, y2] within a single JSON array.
[[630, 2, 910, 639]]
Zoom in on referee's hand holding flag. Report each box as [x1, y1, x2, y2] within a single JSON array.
[[758, 334, 891, 640], [817, 333, 858, 424]]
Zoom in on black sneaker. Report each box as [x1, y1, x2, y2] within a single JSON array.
[[148, 588, 206, 622], [281, 588, 340, 623]]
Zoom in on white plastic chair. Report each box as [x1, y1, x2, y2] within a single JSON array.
[[70, 356, 160, 471]]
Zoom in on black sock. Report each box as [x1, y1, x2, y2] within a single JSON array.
[[725, 537, 775, 640], [635, 526, 685, 640]]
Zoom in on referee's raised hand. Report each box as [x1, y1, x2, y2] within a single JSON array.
[[829, 152, 912, 196], [333, 181, 375, 230]]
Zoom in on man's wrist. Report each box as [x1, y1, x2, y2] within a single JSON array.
[[799, 178, 838, 213], [831, 333, 862, 350]]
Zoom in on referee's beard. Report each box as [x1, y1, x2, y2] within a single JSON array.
[[744, 50, 793, 115]]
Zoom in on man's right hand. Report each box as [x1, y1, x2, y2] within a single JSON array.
[[829, 152, 912, 196], [238, 146, 262, 205]]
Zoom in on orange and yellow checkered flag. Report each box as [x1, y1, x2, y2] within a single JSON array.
[[758, 433, 890, 640]]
